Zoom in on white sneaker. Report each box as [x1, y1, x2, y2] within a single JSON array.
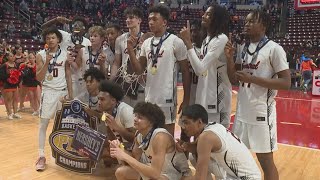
[[8, 114, 13, 120], [35, 157, 46, 171], [32, 111, 39, 116], [13, 113, 22, 119]]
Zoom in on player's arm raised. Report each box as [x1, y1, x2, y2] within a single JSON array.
[[127, 36, 147, 75], [41, 16, 71, 29], [36, 52, 51, 82]]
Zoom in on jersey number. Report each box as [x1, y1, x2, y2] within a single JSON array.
[[53, 68, 58, 77]]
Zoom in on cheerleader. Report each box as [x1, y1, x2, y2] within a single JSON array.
[[20, 52, 40, 116], [15, 46, 28, 111], [0, 52, 22, 119]]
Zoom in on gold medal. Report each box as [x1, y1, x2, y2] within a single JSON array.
[[47, 74, 53, 81], [202, 70, 208, 77], [151, 66, 157, 75], [101, 112, 106, 122]]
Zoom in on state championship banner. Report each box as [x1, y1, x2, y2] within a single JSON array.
[[49, 100, 100, 173]]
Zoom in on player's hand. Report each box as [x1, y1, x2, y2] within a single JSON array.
[[104, 113, 120, 131], [98, 53, 106, 65], [57, 16, 71, 24], [176, 139, 186, 152], [235, 71, 253, 83], [67, 51, 76, 64], [109, 139, 121, 148], [109, 140, 127, 161], [127, 35, 138, 50], [45, 51, 53, 63], [179, 20, 192, 44], [224, 40, 235, 61]]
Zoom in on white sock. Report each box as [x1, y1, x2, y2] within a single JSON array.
[[39, 149, 45, 157], [39, 118, 50, 157]]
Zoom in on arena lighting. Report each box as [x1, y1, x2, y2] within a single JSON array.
[[160, 0, 165, 3], [280, 122, 302, 125]]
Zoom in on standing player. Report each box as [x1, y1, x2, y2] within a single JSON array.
[[178, 104, 261, 180], [73, 25, 107, 90], [188, 19, 202, 105], [42, 16, 91, 97], [127, 5, 191, 135], [180, 4, 232, 128], [35, 27, 73, 171], [110, 7, 145, 107], [224, 10, 291, 180], [110, 102, 192, 180], [105, 23, 122, 77]]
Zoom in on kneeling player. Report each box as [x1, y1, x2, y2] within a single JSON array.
[[109, 102, 192, 180], [178, 104, 261, 180]]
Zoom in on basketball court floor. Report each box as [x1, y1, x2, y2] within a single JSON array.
[[0, 88, 319, 179]]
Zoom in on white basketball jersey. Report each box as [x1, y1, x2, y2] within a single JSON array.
[[80, 46, 105, 76], [107, 102, 134, 142], [136, 128, 191, 180], [38, 49, 67, 91], [75, 92, 98, 110], [58, 30, 91, 82], [235, 40, 288, 125], [189, 45, 201, 105], [104, 45, 115, 75], [203, 123, 261, 179], [194, 35, 232, 119], [140, 34, 187, 107], [115, 32, 143, 69]]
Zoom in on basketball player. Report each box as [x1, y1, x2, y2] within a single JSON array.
[[180, 4, 232, 128], [42, 16, 91, 97], [224, 10, 291, 180], [105, 23, 122, 77], [74, 26, 107, 87], [97, 80, 136, 163], [189, 19, 202, 105], [35, 27, 73, 171], [75, 67, 105, 114], [127, 5, 191, 135], [178, 104, 261, 180], [109, 102, 192, 180], [110, 7, 145, 107]]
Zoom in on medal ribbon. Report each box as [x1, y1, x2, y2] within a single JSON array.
[[150, 32, 171, 67], [202, 36, 213, 57], [241, 36, 270, 69], [138, 128, 155, 150], [47, 47, 62, 73], [88, 46, 102, 68]]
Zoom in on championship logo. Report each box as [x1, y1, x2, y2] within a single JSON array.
[[49, 100, 101, 173]]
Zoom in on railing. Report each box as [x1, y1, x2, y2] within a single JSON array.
[[18, 7, 31, 27], [3, 0, 14, 14]]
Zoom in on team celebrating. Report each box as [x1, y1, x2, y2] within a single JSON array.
[[0, 3, 290, 180]]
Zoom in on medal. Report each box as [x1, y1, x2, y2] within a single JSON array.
[[151, 66, 157, 75], [47, 74, 53, 81], [202, 70, 208, 77]]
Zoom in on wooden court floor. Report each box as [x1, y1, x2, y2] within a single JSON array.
[[0, 89, 319, 180]]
